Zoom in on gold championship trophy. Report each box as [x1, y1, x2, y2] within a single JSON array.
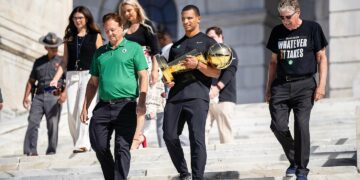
[[156, 43, 233, 83]]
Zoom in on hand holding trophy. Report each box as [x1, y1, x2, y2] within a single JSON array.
[[156, 43, 233, 83]]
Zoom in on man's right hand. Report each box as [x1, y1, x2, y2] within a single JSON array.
[[265, 89, 271, 103], [23, 98, 30, 110], [80, 109, 89, 125], [49, 79, 58, 87]]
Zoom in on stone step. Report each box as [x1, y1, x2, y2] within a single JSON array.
[[211, 136, 356, 146], [229, 116, 356, 127], [0, 144, 355, 172], [0, 137, 356, 167], [1, 164, 358, 180], [0, 141, 354, 163]]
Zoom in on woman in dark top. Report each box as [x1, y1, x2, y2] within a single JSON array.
[[119, 0, 162, 150], [50, 6, 103, 153]]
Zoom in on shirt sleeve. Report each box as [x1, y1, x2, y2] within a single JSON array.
[[134, 45, 149, 72], [313, 22, 328, 53], [89, 51, 99, 77], [218, 48, 238, 86], [266, 27, 278, 53], [29, 60, 38, 80]]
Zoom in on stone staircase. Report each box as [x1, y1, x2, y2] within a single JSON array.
[[0, 98, 359, 179]]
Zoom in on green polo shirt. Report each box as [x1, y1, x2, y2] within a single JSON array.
[[90, 38, 148, 100]]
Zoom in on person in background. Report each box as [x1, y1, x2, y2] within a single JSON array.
[[119, 0, 161, 149], [50, 6, 103, 153], [23, 32, 66, 156], [80, 13, 148, 180], [265, 0, 328, 179], [205, 26, 238, 144]]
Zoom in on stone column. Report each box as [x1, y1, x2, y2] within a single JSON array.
[[329, 0, 360, 98]]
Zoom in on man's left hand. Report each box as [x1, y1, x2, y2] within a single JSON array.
[[314, 86, 325, 101], [58, 92, 67, 104]]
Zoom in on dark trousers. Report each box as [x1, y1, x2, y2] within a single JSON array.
[[23, 94, 61, 155], [89, 100, 137, 180], [163, 98, 209, 180], [269, 77, 316, 176]]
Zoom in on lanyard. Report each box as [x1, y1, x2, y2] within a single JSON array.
[[75, 35, 86, 70]]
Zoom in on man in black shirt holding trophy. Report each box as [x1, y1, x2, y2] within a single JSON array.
[[161, 5, 220, 180]]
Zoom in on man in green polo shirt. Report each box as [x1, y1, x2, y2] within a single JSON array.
[[80, 13, 148, 180]]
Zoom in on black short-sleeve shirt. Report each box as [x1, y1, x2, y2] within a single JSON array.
[[30, 55, 63, 88], [167, 32, 217, 102], [124, 20, 160, 56], [266, 20, 328, 77]]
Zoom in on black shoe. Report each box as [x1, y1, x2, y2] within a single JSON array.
[[179, 173, 192, 180]]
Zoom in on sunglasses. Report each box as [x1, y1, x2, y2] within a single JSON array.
[[279, 11, 297, 20]]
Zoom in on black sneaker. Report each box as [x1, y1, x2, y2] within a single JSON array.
[[286, 166, 296, 177], [179, 173, 192, 180]]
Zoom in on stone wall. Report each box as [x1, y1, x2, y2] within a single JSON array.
[[329, 0, 360, 97], [0, 0, 72, 111]]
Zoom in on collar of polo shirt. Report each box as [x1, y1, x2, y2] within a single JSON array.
[[106, 38, 128, 50]]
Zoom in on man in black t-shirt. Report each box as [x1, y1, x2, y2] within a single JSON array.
[[162, 5, 220, 180], [265, 1, 328, 180]]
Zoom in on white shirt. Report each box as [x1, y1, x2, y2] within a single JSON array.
[[161, 43, 173, 60]]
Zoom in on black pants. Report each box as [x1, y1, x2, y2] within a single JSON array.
[[89, 100, 137, 180], [269, 77, 316, 176], [23, 94, 61, 155], [163, 98, 209, 180]]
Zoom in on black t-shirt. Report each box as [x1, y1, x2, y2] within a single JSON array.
[[217, 48, 238, 103], [266, 20, 328, 77], [124, 20, 160, 56], [67, 32, 98, 71], [167, 32, 217, 102]]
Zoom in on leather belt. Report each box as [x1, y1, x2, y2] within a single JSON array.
[[280, 74, 313, 82], [100, 97, 135, 104]]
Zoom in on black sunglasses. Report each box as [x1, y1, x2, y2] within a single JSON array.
[[279, 11, 297, 20]]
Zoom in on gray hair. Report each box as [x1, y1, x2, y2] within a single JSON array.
[[278, 0, 300, 13]]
